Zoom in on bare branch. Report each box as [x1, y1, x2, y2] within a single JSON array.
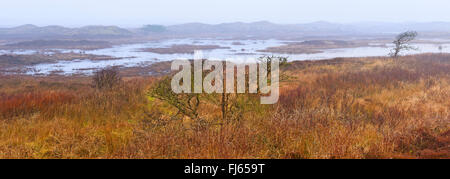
[[389, 31, 418, 58]]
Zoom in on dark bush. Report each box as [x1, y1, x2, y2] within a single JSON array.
[[92, 67, 121, 90]]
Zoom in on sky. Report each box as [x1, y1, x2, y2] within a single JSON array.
[[0, 0, 449, 27]]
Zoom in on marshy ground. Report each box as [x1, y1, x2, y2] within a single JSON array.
[[0, 54, 449, 159]]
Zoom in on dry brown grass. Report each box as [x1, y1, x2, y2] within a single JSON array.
[[0, 54, 449, 159]]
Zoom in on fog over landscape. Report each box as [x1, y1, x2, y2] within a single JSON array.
[[1, 20, 450, 75], [2, 0, 450, 26], [0, 0, 449, 160]]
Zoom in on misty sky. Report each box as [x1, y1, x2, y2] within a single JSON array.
[[1, 0, 449, 27]]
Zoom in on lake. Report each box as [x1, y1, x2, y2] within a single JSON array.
[[2, 38, 449, 75]]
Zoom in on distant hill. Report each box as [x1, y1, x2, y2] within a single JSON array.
[[0, 25, 133, 39], [2, 21, 450, 40], [139, 25, 168, 33], [162, 21, 450, 39]]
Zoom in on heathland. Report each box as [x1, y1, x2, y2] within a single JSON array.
[[0, 53, 448, 159]]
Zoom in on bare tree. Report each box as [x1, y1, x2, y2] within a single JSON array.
[[92, 67, 121, 90], [389, 31, 418, 57], [438, 45, 444, 53], [150, 77, 200, 121]]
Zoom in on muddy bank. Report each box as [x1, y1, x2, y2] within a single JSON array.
[[0, 52, 125, 73], [258, 40, 379, 54], [0, 40, 112, 50]]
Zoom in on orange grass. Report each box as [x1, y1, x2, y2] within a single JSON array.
[[0, 54, 449, 159]]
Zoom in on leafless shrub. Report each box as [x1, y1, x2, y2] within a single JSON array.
[[438, 45, 444, 53], [149, 77, 200, 121], [92, 67, 121, 90]]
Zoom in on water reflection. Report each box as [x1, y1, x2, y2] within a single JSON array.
[[1, 39, 448, 75]]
